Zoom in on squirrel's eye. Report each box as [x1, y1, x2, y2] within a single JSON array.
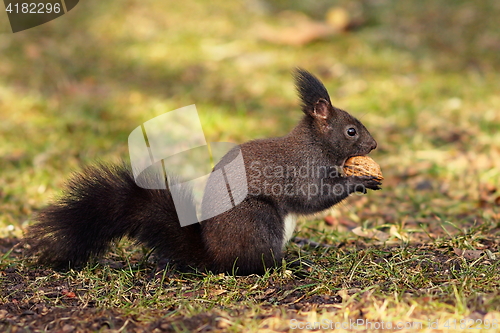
[[347, 128, 357, 137]]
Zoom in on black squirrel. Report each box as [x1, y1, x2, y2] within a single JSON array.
[[26, 69, 381, 275]]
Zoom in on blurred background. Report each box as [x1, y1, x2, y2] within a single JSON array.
[[1, 0, 499, 237]]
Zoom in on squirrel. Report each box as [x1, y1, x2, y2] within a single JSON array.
[[26, 69, 381, 275]]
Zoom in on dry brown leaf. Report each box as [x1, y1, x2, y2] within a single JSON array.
[[257, 22, 335, 46], [255, 12, 337, 46], [210, 289, 227, 296], [324, 216, 357, 229], [352, 227, 389, 241], [454, 248, 484, 260], [324, 215, 336, 226]]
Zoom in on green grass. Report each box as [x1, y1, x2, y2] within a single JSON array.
[[1, 0, 500, 331]]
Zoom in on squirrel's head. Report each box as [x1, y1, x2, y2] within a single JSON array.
[[294, 68, 377, 167]]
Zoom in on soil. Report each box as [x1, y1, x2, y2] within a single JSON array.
[[0, 238, 344, 332], [1, 234, 498, 332]]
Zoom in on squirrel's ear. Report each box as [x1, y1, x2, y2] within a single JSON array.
[[294, 69, 334, 119], [312, 98, 335, 120]]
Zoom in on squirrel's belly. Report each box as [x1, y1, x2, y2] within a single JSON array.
[[282, 214, 298, 248]]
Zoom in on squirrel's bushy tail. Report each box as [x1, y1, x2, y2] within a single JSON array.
[[27, 164, 206, 270]]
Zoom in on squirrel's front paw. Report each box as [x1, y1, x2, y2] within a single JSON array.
[[349, 176, 382, 193]]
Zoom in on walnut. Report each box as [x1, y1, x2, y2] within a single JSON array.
[[343, 156, 383, 180]]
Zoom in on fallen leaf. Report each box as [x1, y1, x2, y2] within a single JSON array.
[[352, 227, 389, 241], [210, 289, 227, 296], [324, 216, 357, 228], [257, 22, 335, 46], [255, 11, 337, 46], [454, 248, 484, 260], [324, 215, 336, 226]]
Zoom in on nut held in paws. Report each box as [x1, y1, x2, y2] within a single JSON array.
[[343, 156, 383, 181]]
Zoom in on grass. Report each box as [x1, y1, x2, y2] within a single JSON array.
[[1, 0, 500, 331]]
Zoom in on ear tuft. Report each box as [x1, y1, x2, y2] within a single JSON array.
[[294, 68, 332, 117]]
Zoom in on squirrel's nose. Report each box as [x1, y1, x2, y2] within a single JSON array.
[[370, 140, 377, 151]]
